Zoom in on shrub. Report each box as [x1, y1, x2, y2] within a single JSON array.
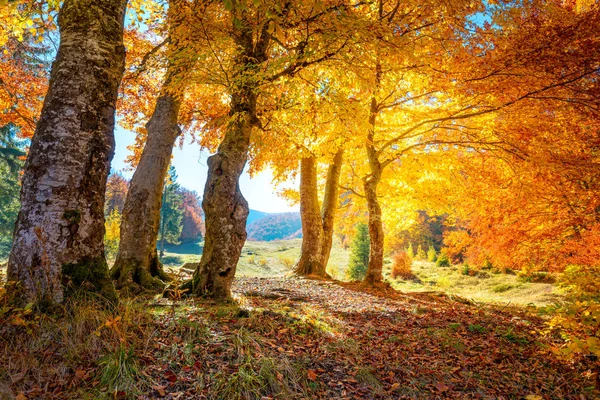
[[481, 259, 494, 270], [247, 255, 256, 265], [461, 263, 471, 276], [258, 258, 268, 267], [347, 223, 370, 281], [104, 208, 121, 260], [436, 253, 450, 268], [391, 252, 413, 279], [279, 256, 295, 269], [427, 246, 437, 262], [518, 271, 556, 284]]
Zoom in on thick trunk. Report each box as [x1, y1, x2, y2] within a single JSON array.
[[318, 149, 344, 269], [295, 156, 326, 277], [184, 9, 267, 300], [110, 94, 181, 293], [6, 0, 127, 307], [186, 93, 253, 298]]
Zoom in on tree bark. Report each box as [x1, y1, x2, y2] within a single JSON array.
[[295, 156, 326, 277], [363, 94, 385, 285], [6, 0, 127, 307], [184, 10, 267, 299], [363, 172, 384, 285], [185, 92, 253, 299], [318, 149, 344, 269], [110, 0, 191, 293], [110, 94, 181, 293]]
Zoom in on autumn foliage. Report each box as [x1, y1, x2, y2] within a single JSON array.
[[391, 252, 413, 280]]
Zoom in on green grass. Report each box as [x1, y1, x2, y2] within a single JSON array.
[[160, 238, 350, 279], [159, 239, 563, 306], [0, 237, 564, 308], [385, 260, 564, 306]]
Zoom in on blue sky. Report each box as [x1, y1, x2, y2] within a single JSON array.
[[111, 127, 299, 213]]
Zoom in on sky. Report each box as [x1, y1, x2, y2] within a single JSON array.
[[111, 127, 299, 213]]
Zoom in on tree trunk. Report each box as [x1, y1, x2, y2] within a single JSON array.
[[6, 0, 127, 307], [184, 11, 267, 299], [110, 93, 182, 292], [363, 173, 384, 285], [185, 92, 253, 299], [295, 156, 326, 277], [110, 0, 191, 294], [318, 149, 344, 269], [363, 92, 385, 285]]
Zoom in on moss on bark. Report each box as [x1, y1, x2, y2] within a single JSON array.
[[62, 257, 118, 305]]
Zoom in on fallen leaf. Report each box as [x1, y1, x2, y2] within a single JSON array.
[[152, 385, 167, 397], [307, 369, 318, 381], [436, 382, 449, 393]]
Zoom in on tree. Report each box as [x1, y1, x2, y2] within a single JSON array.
[[0, 124, 25, 257], [104, 172, 129, 216], [178, 188, 204, 243], [158, 166, 183, 259], [185, 0, 354, 299], [7, 0, 127, 307], [348, 223, 370, 281], [111, 0, 198, 292]]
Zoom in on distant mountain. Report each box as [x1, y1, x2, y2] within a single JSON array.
[[246, 209, 272, 226], [247, 212, 302, 241]]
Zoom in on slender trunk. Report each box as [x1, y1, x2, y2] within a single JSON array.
[[363, 90, 385, 285], [295, 156, 326, 277], [318, 149, 344, 269], [110, 43, 189, 292], [185, 11, 268, 299], [159, 186, 167, 259], [363, 172, 384, 284], [6, 0, 127, 307]]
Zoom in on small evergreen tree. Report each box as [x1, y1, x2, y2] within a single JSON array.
[[0, 124, 25, 258], [427, 246, 437, 262], [416, 244, 426, 260], [347, 223, 370, 280], [406, 242, 415, 259], [159, 166, 183, 258]]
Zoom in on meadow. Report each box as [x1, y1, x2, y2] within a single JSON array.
[[159, 239, 563, 307]]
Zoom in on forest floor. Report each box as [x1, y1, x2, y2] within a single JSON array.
[[157, 239, 563, 306], [1, 275, 597, 399]]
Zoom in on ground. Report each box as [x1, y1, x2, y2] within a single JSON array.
[[162, 239, 563, 306], [0, 240, 593, 399]]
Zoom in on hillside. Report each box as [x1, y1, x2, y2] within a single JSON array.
[[246, 212, 302, 241], [246, 209, 272, 226]]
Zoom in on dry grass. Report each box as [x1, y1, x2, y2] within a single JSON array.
[[0, 290, 155, 399]]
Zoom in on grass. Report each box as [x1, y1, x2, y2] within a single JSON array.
[[0, 272, 595, 399], [385, 260, 563, 306], [156, 239, 564, 306], [159, 238, 350, 280], [1, 238, 563, 307]]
